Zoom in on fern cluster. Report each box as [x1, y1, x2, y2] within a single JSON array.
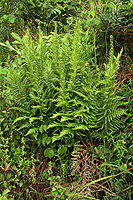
[[1, 22, 127, 151]]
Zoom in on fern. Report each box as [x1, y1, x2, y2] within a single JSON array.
[[48, 22, 98, 144], [6, 66, 30, 109], [1, 22, 128, 150], [4, 29, 55, 142], [95, 35, 127, 140]]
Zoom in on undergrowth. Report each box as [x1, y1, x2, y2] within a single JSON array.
[[0, 21, 132, 199]]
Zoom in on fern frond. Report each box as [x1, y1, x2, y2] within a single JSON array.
[[96, 35, 127, 137]]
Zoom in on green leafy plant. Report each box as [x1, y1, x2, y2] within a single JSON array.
[[95, 36, 127, 137], [48, 22, 97, 146], [0, 22, 128, 155], [0, 17, 132, 199], [0, 22, 96, 156]]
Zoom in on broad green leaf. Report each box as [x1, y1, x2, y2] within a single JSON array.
[[42, 133, 48, 146], [46, 137, 51, 145], [2, 188, 10, 196], [52, 134, 59, 143], [50, 143, 56, 148], [37, 137, 41, 146], [11, 32, 22, 42], [44, 148, 55, 159], [105, 148, 111, 153], [9, 14, 16, 23], [19, 181, 23, 187], [39, 124, 43, 133]]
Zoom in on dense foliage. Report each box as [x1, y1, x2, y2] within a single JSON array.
[[0, 0, 132, 199]]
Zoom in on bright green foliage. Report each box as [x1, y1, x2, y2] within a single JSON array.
[[0, 14, 132, 200], [48, 22, 98, 144], [0, 22, 127, 153], [4, 30, 56, 146], [1, 22, 96, 151], [96, 36, 127, 138], [0, 1, 132, 199]]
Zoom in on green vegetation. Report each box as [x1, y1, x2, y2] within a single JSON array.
[[0, 0, 132, 199]]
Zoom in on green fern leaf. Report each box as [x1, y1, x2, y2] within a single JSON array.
[[13, 116, 29, 124]]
